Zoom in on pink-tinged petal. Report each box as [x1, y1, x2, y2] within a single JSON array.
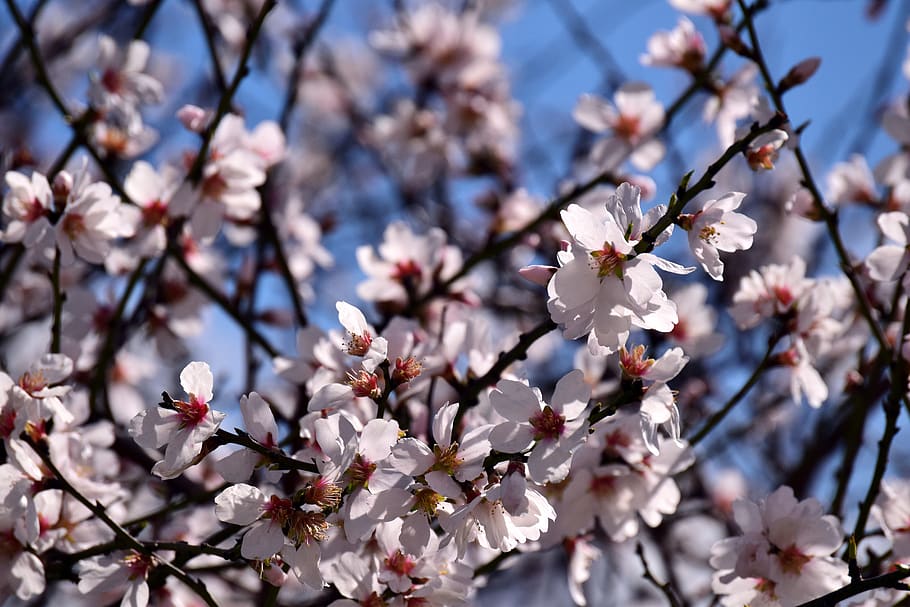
[[433, 402, 459, 447], [336, 300, 369, 335], [866, 245, 908, 282], [285, 544, 323, 590], [129, 407, 179, 449], [549, 254, 599, 309], [636, 252, 695, 275], [519, 264, 557, 286], [240, 391, 278, 446], [427, 470, 463, 499], [189, 199, 224, 240], [241, 520, 285, 559], [763, 486, 798, 524], [630, 138, 666, 172], [489, 421, 534, 453], [214, 483, 266, 525], [214, 448, 257, 482], [647, 348, 688, 382], [573, 94, 613, 132], [123, 580, 150, 607], [359, 418, 400, 462], [490, 379, 540, 421], [878, 211, 910, 245], [12, 552, 45, 599], [561, 204, 606, 251], [124, 161, 161, 203], [401, 515, 433, 556], [501, 471, 529, 515], [308, 382, 354, 411], [179, 361, 213, 403], [528, 440, 573, 484], [390, 437, 434, 475], [551, 369, 591, 419]]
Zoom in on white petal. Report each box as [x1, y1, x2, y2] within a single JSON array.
[[551, 369, 591, 419], [214, 483, 265, 524], [179, 361, 213, 403], [336, 301, 368, 335]]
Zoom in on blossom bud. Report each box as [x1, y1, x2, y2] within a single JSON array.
[[177, 104, 210, 133], [52, 171, 73, 211], [778, 57, 821, 94]]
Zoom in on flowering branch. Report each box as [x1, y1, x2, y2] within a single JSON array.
[[794, 565, 910, 607]]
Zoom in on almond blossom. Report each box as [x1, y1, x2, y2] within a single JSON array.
[[573, 84, 666, 171], [641, 17, 706, 73], [710, 485, 849, 606], [866, 211, 910, 283], [488, 370, 591, 483], [679, 191, 757, 281], [546, 182, 693, 355], [76, 551, 156, 607], [54, 167, 133, 266], [1, 170, 53, 248], [213, 483, 325, 588], [129, 361, 225, 479]]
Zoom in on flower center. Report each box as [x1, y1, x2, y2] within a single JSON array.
[[619, 345, 655, 378], [345, 331, 373, 357], [142, 199, 169, 227], [287, 510, 329, 545], [699, 224, 719, 244], [0, 407, 16, 439], [173, 395, 209, 427], [747, 144, 778, 171], [413, 487, 444, 516], [590, 474, 617, 497], [201, 172, 228, 199], [613, 113, 641, 141], [384, 549, 416, 577], [529, 405, 566, 441], [431, 442, 463, 474], [122, 551, 155, 580], [392, 259, 422, 281], [18, 370, 47, 395], [262, 495, 295, 526], [772, 285, 794, 308], [62, 213, 86, 239], [776, 544, 811, 575], [346, 453, 377, 488], [347, 370, 380, 399], [590, 243, 626, 278], [101, 68, 123, 93], [24, 197, 47, 222], [302, 477, 342, 510]]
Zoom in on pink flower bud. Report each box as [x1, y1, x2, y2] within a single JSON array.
[[177, 104, 210, 133]]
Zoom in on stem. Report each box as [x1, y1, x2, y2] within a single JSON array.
[[795, 566, 910, 607], [278, 0, 337, 131], [192, 0, 230, 94], [457, 318, 557, 413], [636, 542, 685, 607], [689, 331, 781, 446], [50, 246, 63, 353], [850, 300, 910, 544], [169, 248, 280, 358]]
